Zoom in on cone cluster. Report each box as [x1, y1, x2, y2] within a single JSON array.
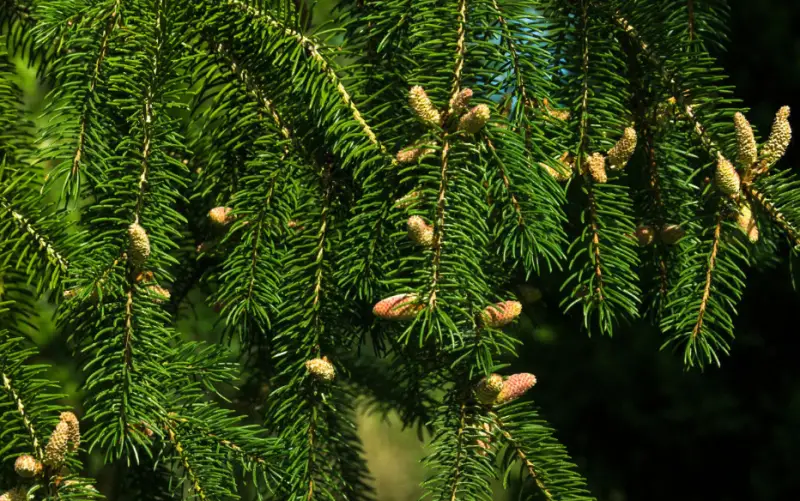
[[208, 206, 233, 226], [458, 104, 491, 134], [474, 373, 537, 406], [607, 127, 638, 170], [396, 145, 435, 164], [736, 202, 759, 243], [0, 487, 26, 501], [409, 86, 441, 125], [128, 223, 151, 266], [475, 374, 504, 404], [14, 455, 42, 478], [760, 106, 792, 166], [372, 294, 423, 321], [44, 411, 80, 467], [305, 357, 336, 382], [407, 216, 434, 247], [715, 155, 740, 197], [480, 301, 522, 328], [586, 153, 607, 184], [449, 88, 473, 115]]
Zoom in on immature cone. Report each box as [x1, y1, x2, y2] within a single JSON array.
[[396, 145, 435, 164], [407, 216, 434, 247], [44, 420, 71, 467], [458, 104, 491, 134], [736, 202, 759, 243], [127, 223, 151, 266], [14, 454, 42, 478], [660, 224, 685, 245], [714, 155, 740, 197], [480, 301, 522, 328], [760, 106, 792, 166], [475, 374, 504, 405], [409, 85, 441, 125], [496, 373, 537, 404], [373, 293, 423, 321], [733, 112, 758, 167], [60, 411, 80, 451], [394, 191, 421, 210], [305, 357, 336, 382], [208, 206, 233, 226], [147, 284, 171, 304], [449, 88, 473, 115], [0, 488, 27, 501], [634, 225, 655, 246], [586, 153, 607, 184], [607, 127, 638, 170]]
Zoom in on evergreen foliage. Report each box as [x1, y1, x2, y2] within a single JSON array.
[[0, 0, 796, 499]]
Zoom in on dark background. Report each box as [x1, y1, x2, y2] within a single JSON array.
[[518, 2, 800, 499]]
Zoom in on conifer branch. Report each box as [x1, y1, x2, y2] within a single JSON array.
[[744, 185, 800, 248], [491, 0, 530, 110], [0, 197, 69, 273], [447, 402, 468, 501], [227, 0, 385, 153], [492, 415, 553, 501], [692, 218, 722, 340], [485, 138, 523, 226], [429, 138, 450, 309], [1, 371, 43, 458], [642, 123, 670, 300], [166, 424, 209, 501]]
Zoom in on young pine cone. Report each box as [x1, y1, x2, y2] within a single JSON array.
[[372, 294, 423, 321], [760, 106, 792, 166], [496, 373, 537, 404], [458, 104, 491, 134], [633, 225, 655, 246], [305, 357, 336, 382], [14, 454, 43, 478], [607, 127, 637, 170], [44, 420, 72, 467], [714, 155, 740, 197], [475, 374, 504, 405], [396, 145, 435, 164], [480, 301, 522, 328], [208, 206, 233, 226], [0, 488, 27, 501], [586, 153, 607, 184], [449, 88, 473, 115], [127, 223, 151, 266], [736, 202, 759, 243], [409, 86, 441, 125], [733, 112, 758, 168], [60, 411, 80, 451], [660, 224, 685, 245], [407, 216, 434, 247]]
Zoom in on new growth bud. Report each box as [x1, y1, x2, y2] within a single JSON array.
[[496, 373, 537, 404], [586, 153, 607, 184], [760, 106, 791, 167], [128, 223, 151, 267], [733, 112, 758, 167], [14, 454, 42, 478], [305, 357, 336, 382], [607, 127, 637, 170], [409, 86, 441, 125], [458, 104, 491, 134], [715, 155, 740, 197], [373, 294, 423, 321], [407, 216, 434, 247], [480, 301, 522, 328], [475, 374, 504, 405]]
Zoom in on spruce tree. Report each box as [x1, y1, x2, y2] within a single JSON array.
[[0, 0, 796, 499]]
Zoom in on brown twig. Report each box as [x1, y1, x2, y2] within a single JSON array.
[[691, 218, 722, 339]]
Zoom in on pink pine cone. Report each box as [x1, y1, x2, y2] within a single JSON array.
[[480, 301, 522, 328], [373, 294, 423, 321], [496, 373, 537, 404]]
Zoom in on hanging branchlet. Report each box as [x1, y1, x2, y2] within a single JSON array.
[[127, 223, 151, 266], [715, 154, 740, 197], [733, 112, 758, 168], [607, 127, 637, 170], [457, 104, 491, 134], [407, 215, 434, 247], [760, 106, 792, 168], [409, 85, 441, 126]]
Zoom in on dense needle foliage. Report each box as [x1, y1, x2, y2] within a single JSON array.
[[0, 0, 797, 499]]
